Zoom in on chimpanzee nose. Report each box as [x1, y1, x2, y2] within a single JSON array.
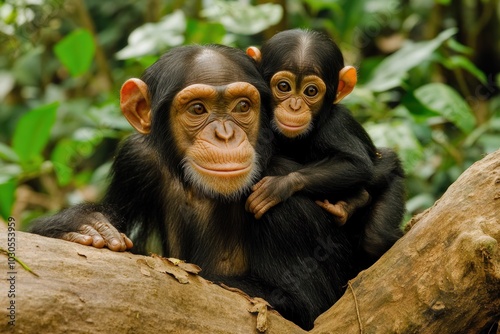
[[289, 98, 303, 111], [215, 121, 235, 142]]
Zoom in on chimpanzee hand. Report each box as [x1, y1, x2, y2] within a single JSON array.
[[61, 212, 133, 251], [315, 190, 371, 226], [315, 200, 349, 226], [246, 173, 303, 219], [30, 207, 133, 252]]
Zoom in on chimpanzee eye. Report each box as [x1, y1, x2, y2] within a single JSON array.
[[277, 81, 291, 92], [189, 103, 206, 115], [235, 100, 251, 113], [304, 85, 318, 97]]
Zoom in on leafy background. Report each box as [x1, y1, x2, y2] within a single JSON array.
[[0, 0, 499, 229]]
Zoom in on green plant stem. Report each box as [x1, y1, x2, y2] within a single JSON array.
[[0, 247, 40, 277]]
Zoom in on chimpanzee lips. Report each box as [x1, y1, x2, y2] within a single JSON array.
[[183, 157, 258, 198], [276, 119, 309, 131], [191, 161, 253, 178], [273, 106, 312, 138], [274, 118, 310, 137]]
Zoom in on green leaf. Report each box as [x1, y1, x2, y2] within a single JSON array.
[[0, 165, 22, 183], [303, 0, 341, 14], [364, 117, 424, 173], [51, 128, 104, 186], [12, 102, 58, 165], [185, 19, 226, 45], [414, 83, 476, 133], [54, 29, 95, 76], [442, 55, 487, 84], [201, 1, 283, 35], [478, 134, 500, 153], [116, 10, 186, 59], [0, 142, 19, 163], [446, 38, 473, 55], [51, 139, 77, 186], [0, 178, 16, 220], [364, 28, 458, 92]]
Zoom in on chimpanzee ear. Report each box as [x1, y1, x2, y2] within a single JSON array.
[[335, 66, 357, 104], [246, 46, 262, 63], [120, 78, 151, 134]]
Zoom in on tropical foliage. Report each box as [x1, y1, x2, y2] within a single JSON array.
[[0, 0, 499, 228]]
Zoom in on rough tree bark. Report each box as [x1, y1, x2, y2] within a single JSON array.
[[1, 149, 499, 334]]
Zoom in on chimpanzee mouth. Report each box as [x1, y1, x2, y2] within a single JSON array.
[[190, 161, 253, 177], [275, 119, 309, 134], [182, 157, 259, 199]]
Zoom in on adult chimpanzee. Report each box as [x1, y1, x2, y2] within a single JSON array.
[[29, 44, 352, 330], [30, 44, 273, 266], [246, 29, 406, 267]]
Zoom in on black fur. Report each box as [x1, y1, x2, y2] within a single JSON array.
[[247, 157, 352, 329], [257, 29, 406, 272], [29, 44, 352, 330]]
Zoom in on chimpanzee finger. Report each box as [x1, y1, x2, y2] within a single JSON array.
[[251, 176, 269, 191], [62, 232, 94, 246], [246, 188, 268, 214], [315, 199, 331, 210], [315, 200, 348, 226], [89, 218, 128, 252], [121, 233, 134, 249], [245, 189, 262, 212], [254, 199, 279, 219], [82, 212, 127, 252], [77, 224, 106, 248]]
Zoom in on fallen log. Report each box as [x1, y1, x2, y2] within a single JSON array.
[[1, 149, 499, 333]]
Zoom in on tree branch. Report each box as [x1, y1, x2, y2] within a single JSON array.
[[1, 149, 499, 333]]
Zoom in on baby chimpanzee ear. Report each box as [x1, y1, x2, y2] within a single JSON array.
[[246, 46, 262, 64], [335, 66, 357, 103], [120, 78, 152, 134]]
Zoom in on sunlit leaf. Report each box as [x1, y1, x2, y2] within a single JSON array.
[[54, 29, 95, 77], [0, 143, 19, 163], [116, 10, 186, 59], [88, 104, 132, 131], [12, 102, 58, 165], [202, 1, 283, 35], [406, 193, 436, 214], [446, 38, 473, 55], [0, 165, 22, 184], [478, 134, 500, 153], [0, 71, 15, 100], [414, 83, 476, 133], [364, 28, 457, 92], [364, 117, 424, 173]]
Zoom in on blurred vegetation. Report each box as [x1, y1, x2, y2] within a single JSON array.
[[0, 0, 499, 229]]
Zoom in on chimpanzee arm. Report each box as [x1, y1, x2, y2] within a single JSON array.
[[246, 107, 376, 219], [358, 147, 406, 262], [246, 156, 372, 219], [28, 203, 132, 251], [246, 106, 375, 219], [29, 135, 165, 252]]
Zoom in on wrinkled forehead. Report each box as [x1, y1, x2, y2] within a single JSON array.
[[184, 49, 249, 87]]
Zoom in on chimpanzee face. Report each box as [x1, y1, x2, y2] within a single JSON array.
[[120, 46, 270, 199]]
